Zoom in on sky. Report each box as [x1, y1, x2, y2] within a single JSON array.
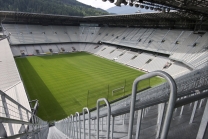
[[77, 0, 115, 10]]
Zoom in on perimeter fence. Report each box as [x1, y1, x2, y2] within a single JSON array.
[[86, 77, 155, 108]]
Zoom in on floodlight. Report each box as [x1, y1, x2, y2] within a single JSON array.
[[145, 6, 149, 9], [140, 5, 144, 8], [109, 0, 114, 3], [123, 1, 128, 5], [129, 2, 134, 7], [135, 4, 139, 8], [115, 0, 123, 6]]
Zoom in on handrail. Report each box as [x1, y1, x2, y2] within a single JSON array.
[[1, 125, 48, 139], [0, 90, 30, 113], [175, 90, 208, 108], [96, 98, 111, 139], [0, 90, 48, 139], [83, 107, 91, 139], [0, 117, 33, 125], [127, 71, 177, 139], [75, 112, 81, 139]]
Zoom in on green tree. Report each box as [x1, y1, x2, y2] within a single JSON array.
[[0, 0, 109, 16]]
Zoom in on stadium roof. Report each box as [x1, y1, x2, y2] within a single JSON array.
[[125, 0, 208, 16], [0, 11, 208, 30]]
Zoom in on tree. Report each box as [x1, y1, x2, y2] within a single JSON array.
[[0, 0, 109, 16]]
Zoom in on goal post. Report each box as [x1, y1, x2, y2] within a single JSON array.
[[112, 86, 125, 96]]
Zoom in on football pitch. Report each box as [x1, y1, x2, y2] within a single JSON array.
[[15, 52, 164, 121]]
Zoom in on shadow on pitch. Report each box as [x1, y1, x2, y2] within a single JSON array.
[[16, 58, 68, 121]]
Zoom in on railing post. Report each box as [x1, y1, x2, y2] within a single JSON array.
[[101, 117, 103, 131], [1, 94, 14, 135], [0, 122, 7, 138], [111, 116, 115, 139], [75, 112, 81, 139], [135, 109, 143, 139], [83, 107, 91, 139], [94, 119, 96, 131], [189, 101, 198, 124], [69, 114, 74, 138], [198, 98, 204, 108], [122, 114, 125, 125], [67, 117, 70, 137], [96, 98, 111, 139], [196, 99, 208, 139], [64, 118, 68, 135], [156, 103, 166, 138], [26, 111, 30, 121], [127, 71, 177, 139], [180, 98, 185, 116], [18, 104, 27, 134]]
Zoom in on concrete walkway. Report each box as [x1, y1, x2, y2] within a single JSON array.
[[47, 126, 69, 139]]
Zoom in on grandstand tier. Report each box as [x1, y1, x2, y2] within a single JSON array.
[[4, 24, 208, 70]]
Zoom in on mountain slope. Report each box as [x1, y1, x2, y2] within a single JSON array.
[[0, 0, 108, 16]]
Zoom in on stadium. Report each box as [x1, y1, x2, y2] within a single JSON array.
[[0, 0, 208, 139]]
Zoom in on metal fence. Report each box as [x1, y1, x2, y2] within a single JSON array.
[[86, 78, 152, 108], [0, 89, 48, 139]]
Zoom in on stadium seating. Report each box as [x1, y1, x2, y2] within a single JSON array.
[[127, 53, 155, 69], [116, 51, 137, 64], [10, 46, 21, 56], [3, 23, 207, 70], [142, 56, 169, 72], [66, 26, 80, 42], [159, 30, 183, 53], [85, 44, 105, 54], [1, 23, 208, 139], [104, 48, 124, 60], [50, 26, 70, 42], [24, 45, 35, 55], [7, 23, 208, 77]]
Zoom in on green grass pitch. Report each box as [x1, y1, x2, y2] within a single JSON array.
[[15, 52, 164, 121]]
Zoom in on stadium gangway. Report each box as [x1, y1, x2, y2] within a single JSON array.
[[0, 89, 49, 139], [55, 66, 208, 139]]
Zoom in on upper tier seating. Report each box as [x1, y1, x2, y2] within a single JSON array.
[[3, 24, 208, 69]]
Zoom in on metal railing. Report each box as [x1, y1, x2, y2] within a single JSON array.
[[0, 90, 48, 139], [83, 107, 91, 139], [128, 71, 177, 139], [55, 66, 208, 139], [96, 98, 111, 139]]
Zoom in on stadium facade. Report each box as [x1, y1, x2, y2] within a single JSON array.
[[0, 1, 208, 138]]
